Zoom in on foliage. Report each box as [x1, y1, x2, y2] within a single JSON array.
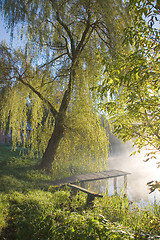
[[0, 144, 160, 239], [97, 0, 160, 189], [0, 0, 131, 171], [0, 42, 109, 173], [128, 0, 160, 26], [0, 0, 127, 171]]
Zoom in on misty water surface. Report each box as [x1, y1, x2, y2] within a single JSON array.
[[108, 140, 160, 205], [86, 139, 160, 205]]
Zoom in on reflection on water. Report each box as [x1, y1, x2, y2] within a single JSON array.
[[108, 141, 160, 205], [86, 141, 160, 205]]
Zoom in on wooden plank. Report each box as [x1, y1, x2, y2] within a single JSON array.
[[78, 171, 129, 183], [124, 175, 127, 195], [51, 170, 131, 186], [76, 175, 94, 181], [68, 183, 103, 197], [77, 172, 113, 182]]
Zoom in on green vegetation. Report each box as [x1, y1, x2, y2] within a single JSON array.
[[0, 0, 128, 172], [0, 144, 160, 239], [0, 0, 159, 238], [98, 0, 159, 155], [97, 0, 160, 190]]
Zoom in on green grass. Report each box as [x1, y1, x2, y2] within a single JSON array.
[[0, 144, 160, 239]]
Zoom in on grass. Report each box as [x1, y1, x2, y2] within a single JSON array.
[[0, 143, 160, 239]]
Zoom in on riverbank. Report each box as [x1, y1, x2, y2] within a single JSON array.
[[0, 144, 160, 239]]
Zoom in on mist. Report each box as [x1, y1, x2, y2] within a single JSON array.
[[108, 138, 160, 204]]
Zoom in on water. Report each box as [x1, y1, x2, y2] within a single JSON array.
[[108, 141, 160, 205], [85, 140, 160, 205]]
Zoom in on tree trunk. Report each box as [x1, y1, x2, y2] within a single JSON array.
[[39, 51, 76, 173], [39, 116, 65, 172]]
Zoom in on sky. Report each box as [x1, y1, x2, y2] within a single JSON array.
[[0, 17, 10, 42], [0, 12, 159, 47], [0, 17, 24, 48]]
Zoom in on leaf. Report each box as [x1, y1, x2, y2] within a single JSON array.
[[130, 151, 137, 156], [143, 158, 150, 162]]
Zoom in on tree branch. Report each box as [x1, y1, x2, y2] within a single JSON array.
[[78, 28, 94, 56], [39, 53, 68, 69], [62, 35, 72, 59], [59, 68, 73, 114], [40, 73, 69, 87], [55, 9, 76, 57], [94, 28, 110, 48], [75, 12, 91, 55], [18, 75, 58, 118]]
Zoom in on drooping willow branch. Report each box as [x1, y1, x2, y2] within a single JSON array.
[[18, 75, 58, 118]]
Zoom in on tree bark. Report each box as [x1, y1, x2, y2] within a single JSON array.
[[39, 115, 65, 172], [38, 9, 92, 172]]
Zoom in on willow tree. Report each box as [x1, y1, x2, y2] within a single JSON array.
[[0, 0, 129, 173]]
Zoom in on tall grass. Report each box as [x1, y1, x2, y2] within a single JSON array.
[[0, 144, 160, 239]]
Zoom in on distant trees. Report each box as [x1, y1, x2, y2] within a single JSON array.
[[0, 0, 129, 173]]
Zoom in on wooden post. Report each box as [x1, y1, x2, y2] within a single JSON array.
[[67, 183, 103, 206], [114, 177, 117, 195], [124, 175, 127, 196], [106, 179, 109, 195]]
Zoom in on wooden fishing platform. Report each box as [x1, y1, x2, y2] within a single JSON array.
[[51, 169, 130, 187], [51, 169, 131, 205]]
